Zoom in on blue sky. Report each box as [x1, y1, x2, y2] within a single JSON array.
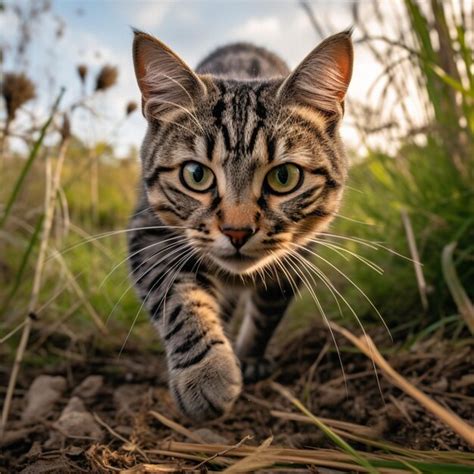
[[2, 1, 416, 155]]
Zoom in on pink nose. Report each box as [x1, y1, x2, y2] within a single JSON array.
[[220, 226, 255, 249]]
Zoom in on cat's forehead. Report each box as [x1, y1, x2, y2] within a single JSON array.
[[207, 79, 279, 116], [189, 80, 285, 194]]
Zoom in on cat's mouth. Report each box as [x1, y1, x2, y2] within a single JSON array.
[[211, 251, 261, 274], [223, 252, 256, 262]]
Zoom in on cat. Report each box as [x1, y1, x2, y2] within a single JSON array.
[[128, 28, 353, 422]]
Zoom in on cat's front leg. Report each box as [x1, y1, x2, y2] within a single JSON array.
[[154, 276, 242, 422], [235, 280, 295, 383]]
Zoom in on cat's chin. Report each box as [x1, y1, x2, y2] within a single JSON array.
[[211, 253, 275, 276]]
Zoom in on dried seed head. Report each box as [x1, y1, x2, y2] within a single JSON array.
[[2, 72, 36, 121], [95, 65, 118, 91], [60, 113, 71, 141], [77, 64, 88, 84], [125, 101, 137, 116]]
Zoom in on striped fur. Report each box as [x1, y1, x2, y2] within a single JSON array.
[[129, 30, 353, 421]]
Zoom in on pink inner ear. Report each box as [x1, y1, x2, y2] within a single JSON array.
[[336, 50, 352, 100], [133, 39, 155, 100], [328, 40, 353, 102]]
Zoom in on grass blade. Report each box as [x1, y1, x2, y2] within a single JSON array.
[[271, 382, 381, 474], [0, 214, 44, 314], [0, 88, 64, 229], [442, 242, 474, 334]]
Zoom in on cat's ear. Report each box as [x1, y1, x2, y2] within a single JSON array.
[[278, 30, 353, 116], [133, 29, 207, 119]]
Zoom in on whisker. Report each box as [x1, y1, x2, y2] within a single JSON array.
[[160, 248, 202, 327], [158, 117, 199, 138], [290, 242, 392, 341], [53, 225, 187, 260], [283, 251, 348, 390], [320, 232, 418, 262], [99, 234, 185, 290], [286, 248, 383, 399], [310, 238, 384, 274], [104, 239, 189, 326], [289, 250, 344, 320], [118, 245, 195, 355], [319, 232, 381, 250], [333, 213, 376, 226], [270, 251, 301, 299], [152, 98, 204, 134]]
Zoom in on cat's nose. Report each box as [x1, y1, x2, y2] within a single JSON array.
[[220, 226, 255, 249]]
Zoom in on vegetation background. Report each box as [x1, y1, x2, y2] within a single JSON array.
[[0, 0, 472, 472]]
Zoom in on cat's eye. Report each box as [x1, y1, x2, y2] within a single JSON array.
[[181, 161, 215, 192], [265, 163, 302, 195]]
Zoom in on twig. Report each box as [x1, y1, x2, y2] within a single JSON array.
[[400, 210, 428, 311], [93, 413, 149, 461], [222, 437, 274, 473], [330, 322, 474, 447], [194, 435, 252, 469], [148, 410, 205, 444], [165, 441, 394, 472], [270, 410, 379, 438], [0, 133, 70, 438], [0, 318, 29, 344], [51, 249, 108, 334]]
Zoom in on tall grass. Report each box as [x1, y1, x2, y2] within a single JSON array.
[[301, 0, 473, 331]]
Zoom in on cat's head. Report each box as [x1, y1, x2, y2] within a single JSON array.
[[133, 30, 353, 275]]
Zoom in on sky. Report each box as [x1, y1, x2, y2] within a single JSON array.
[[1, 0, 418, 156]]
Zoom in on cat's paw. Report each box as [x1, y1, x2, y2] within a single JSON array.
[[169, 344, 242, 422], [240, 356, 275, 384]]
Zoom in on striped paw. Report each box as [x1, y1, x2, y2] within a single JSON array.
[[169, 342, 242, 422]]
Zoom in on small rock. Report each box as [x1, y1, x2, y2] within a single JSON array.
[[53, 397, 103, 440], [72, 375, 103, 399], [62, 396, 86, 415], [192, 428, 229, 444], [22, 375, 67, 422], [113, 384, 148, 416], [317, 386, 346, 408]]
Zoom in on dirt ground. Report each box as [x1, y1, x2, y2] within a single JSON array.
[[1, 324, 472, 473]]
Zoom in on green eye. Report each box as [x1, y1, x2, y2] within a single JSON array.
[[266, 163, 302, 194], [181, 161, 215, 192]]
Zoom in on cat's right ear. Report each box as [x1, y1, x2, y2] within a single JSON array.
[[132, 29, 207, 120], [277, 30, 353, 116]]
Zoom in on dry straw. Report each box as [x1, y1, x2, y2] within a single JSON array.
[[329, 322, 474, 447]]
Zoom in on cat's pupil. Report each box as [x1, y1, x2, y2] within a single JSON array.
[[193, 165, 204, 182], [277, 166, 289, 184]]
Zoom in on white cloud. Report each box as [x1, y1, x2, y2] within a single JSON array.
[[234, 16, 280, 38], [128, 2, 171, 29]]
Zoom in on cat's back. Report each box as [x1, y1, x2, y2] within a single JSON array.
[[196, 42, 290, 79]]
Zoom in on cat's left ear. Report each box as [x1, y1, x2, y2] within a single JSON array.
[[133, 29, 207, 120], [278, 30, 353, 116]]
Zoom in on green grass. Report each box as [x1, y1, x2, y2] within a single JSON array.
[[2, 0, 473, 351], [312, 139, 473, 327]]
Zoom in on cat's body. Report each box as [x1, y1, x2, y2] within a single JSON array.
[[128, 30, 353, 421]]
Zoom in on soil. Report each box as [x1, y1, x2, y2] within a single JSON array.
[[1, 324, 472, 473]]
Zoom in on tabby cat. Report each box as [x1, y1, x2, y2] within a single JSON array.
[[129, 29, 353, 421]]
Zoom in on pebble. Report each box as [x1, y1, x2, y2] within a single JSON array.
[[21, 375, 67, 422], [53, 397, 103, 440], [72, 375, 103, 399]]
